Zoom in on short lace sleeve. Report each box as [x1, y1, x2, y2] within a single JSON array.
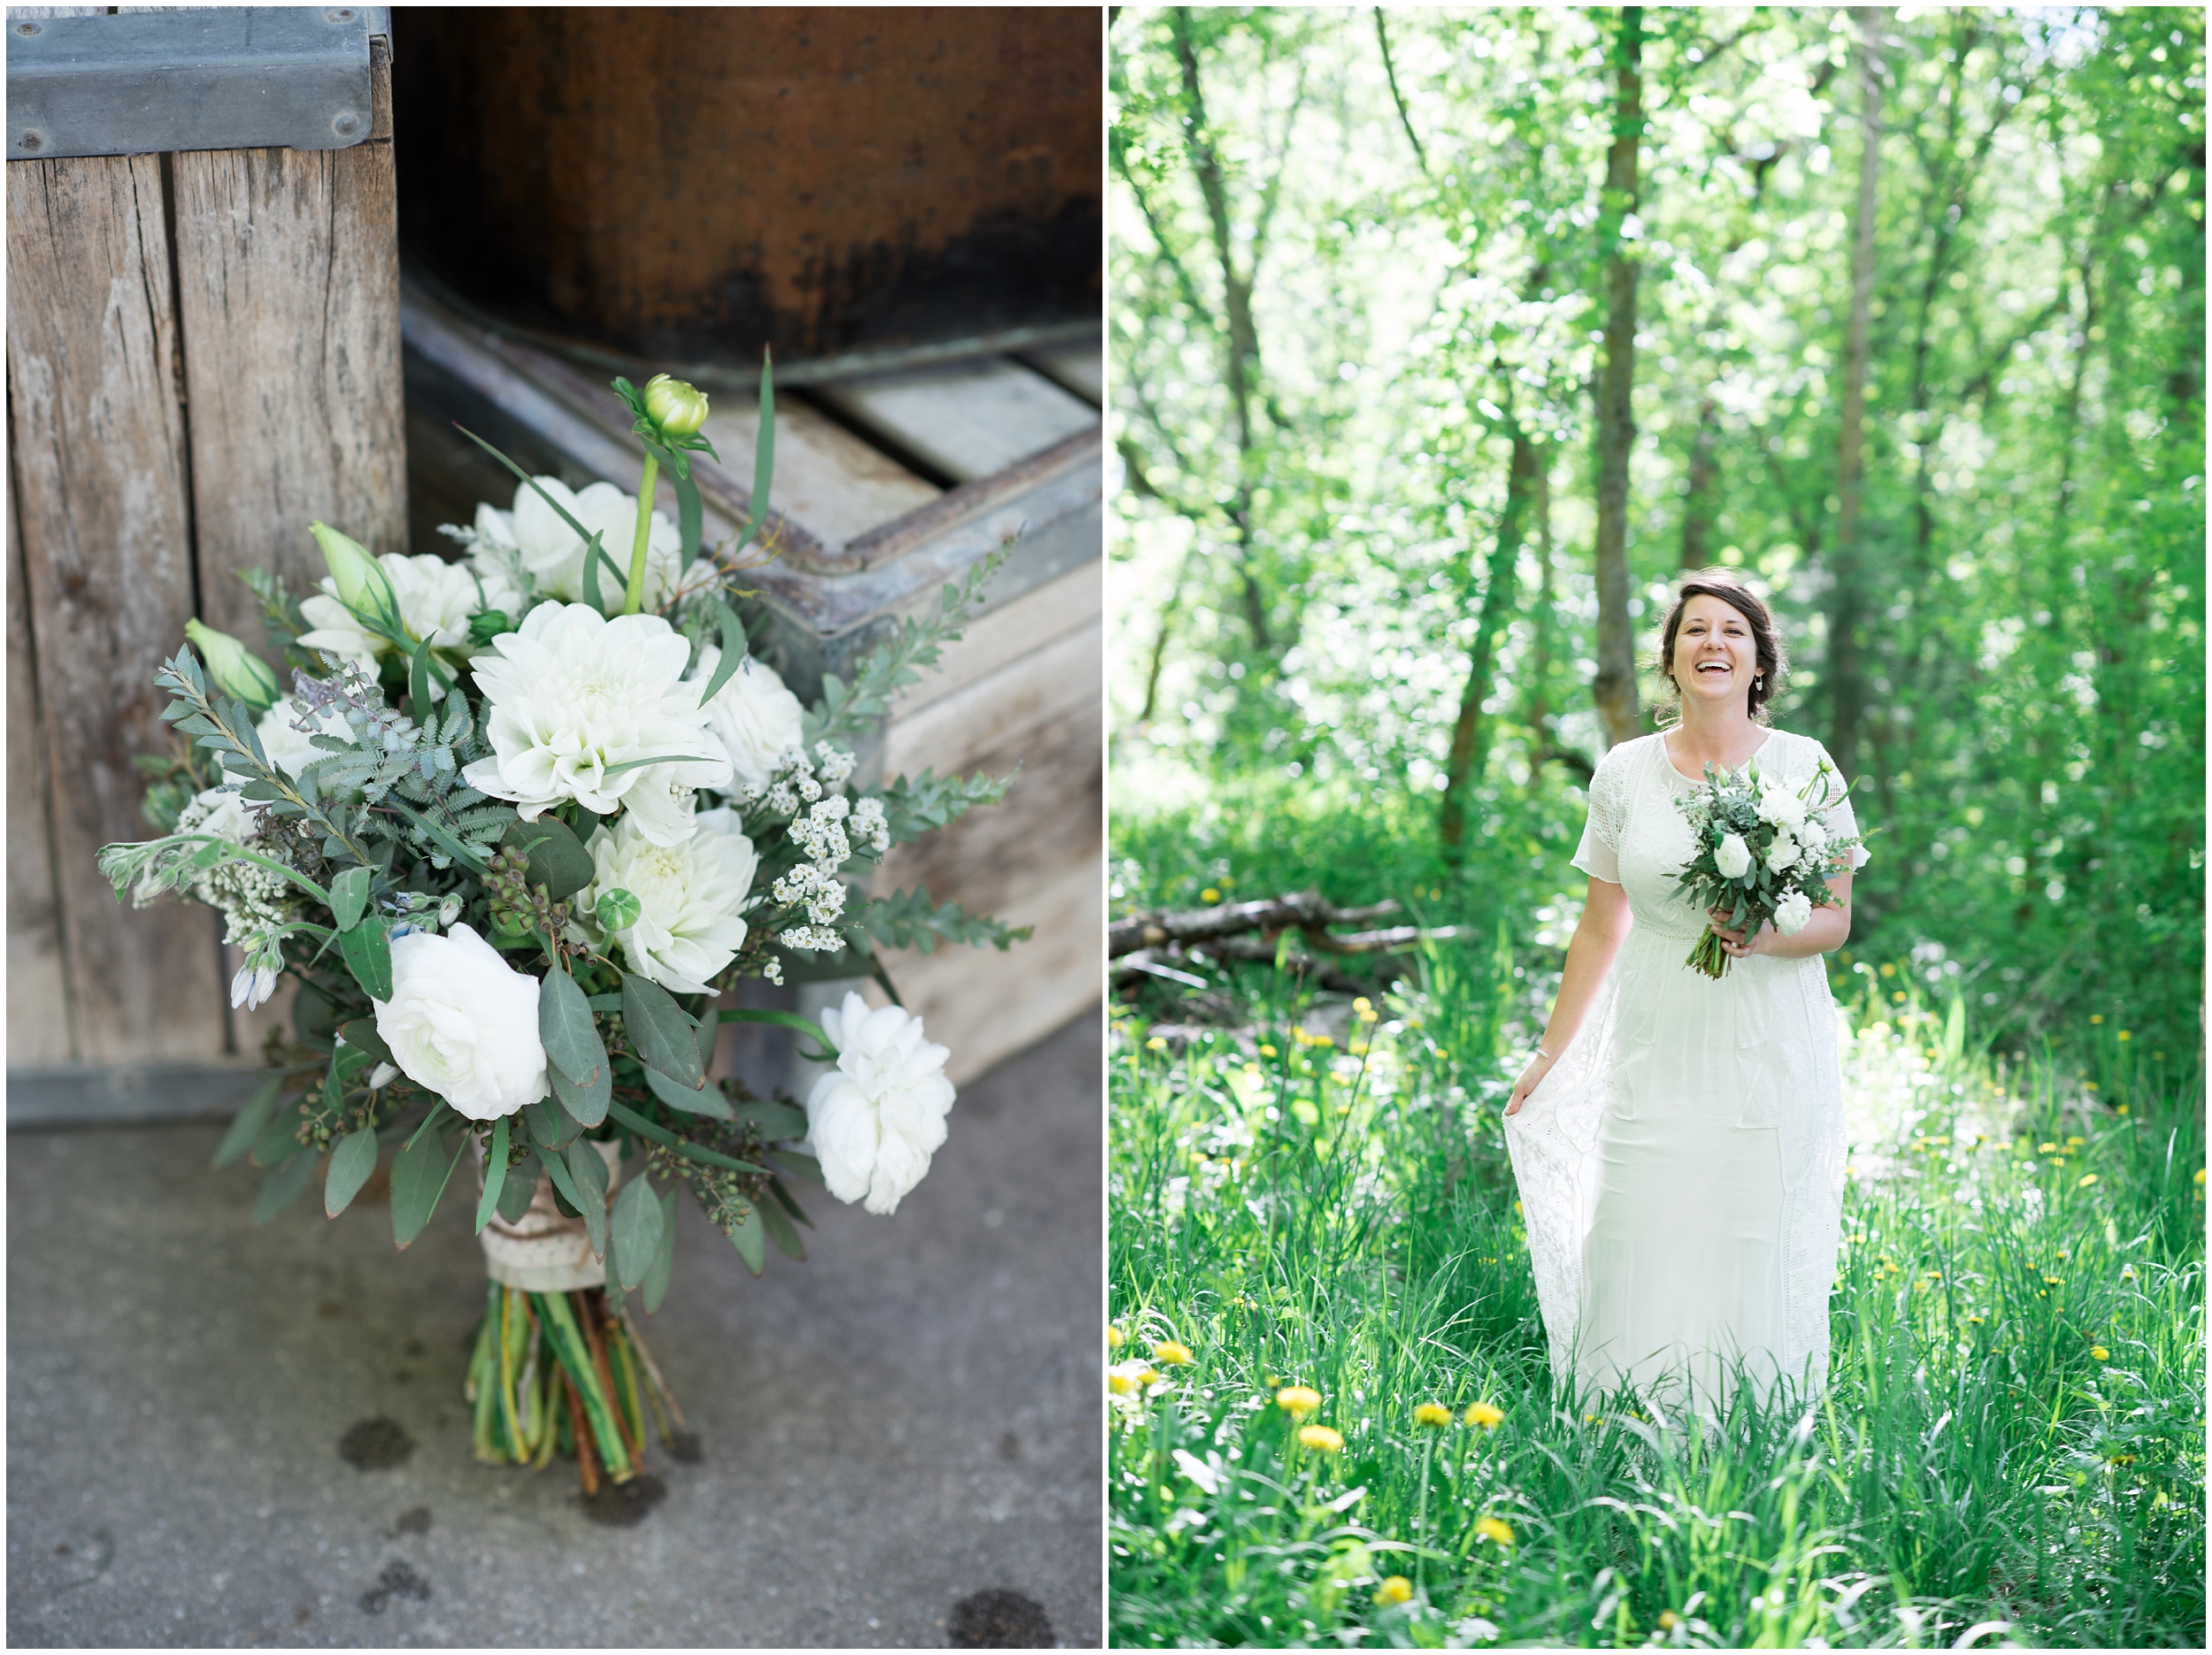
[[1800, 736, 1870, 870], [1571, 742, 1632, 885]]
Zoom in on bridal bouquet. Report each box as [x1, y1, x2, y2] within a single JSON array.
[[97, 367, 1025, 1497], [1669, 755, 1862, 979]]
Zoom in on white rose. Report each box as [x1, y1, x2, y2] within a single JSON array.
[[689, 645, 805, 792], [1715, 832, 1752, 879], [1773, 890, 1815, 936], [1755, 781, 1809, 830], [372, 923, 549, 1121], [1797, 816, 1830, 854], [1766, 831, 1801, 874], [460, 602, 733, 845], [579, 807, 757, 993], [296, 552, 513, 696], [250, 700, 354, 779], [803, 991, 956, 1216]]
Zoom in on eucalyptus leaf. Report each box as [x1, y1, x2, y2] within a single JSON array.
[[250, 1103, 309, 1168], [526, 1096, 577, 1153], [474, 1115, 511, 1234], [328, 864, 373, 932], [565, 1141, 610, 1260], [642, 1188, 679, 1314], [336, 1018, 393, 1065], [757, 1191, 806, 1261], [622, 974, 703, 1089], [549, 1054, 611, 1129], [391, 1129, 465, 1249], [500, 816, 595, 900], [337, 916, 393, 1003], [496, 1148, 541, 1222], [252, 1149, 322, 1224], [766, 1148, 825, 1186], [213, 1073, 285, 1169], [611, 1176, 663, 1291], [644, 1063, 733, 1118], [539, 1139, 588, 1226], [538, 970, 603, 1085], [323, 1126, 380, 1217], [727, 1201, 767, 1276], [731, 1100, 808, 1139]]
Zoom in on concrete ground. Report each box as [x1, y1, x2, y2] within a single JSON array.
[[6, 1012, 1102, 1649]]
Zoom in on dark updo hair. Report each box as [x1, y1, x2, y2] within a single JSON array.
[[1653, 569, 1786, 724]]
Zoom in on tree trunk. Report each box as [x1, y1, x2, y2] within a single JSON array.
[[1678, 395, 1719, 569], [1828, 7, 1884, 779], [1440, 432, 1537, 858], [1591, 6, 1644, 749]]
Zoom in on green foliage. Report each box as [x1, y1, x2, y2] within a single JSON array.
[[1111, 5, 2204, 1066], [803, 549, 1011, 748], [855, 885, 1033, 955], [1110, 951, 2206, 1647]]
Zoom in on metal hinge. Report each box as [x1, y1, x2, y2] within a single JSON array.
[[7, 6, 389, 162]]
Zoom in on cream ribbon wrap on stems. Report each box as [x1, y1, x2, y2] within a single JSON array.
[[474, 1138, 624, 1293]]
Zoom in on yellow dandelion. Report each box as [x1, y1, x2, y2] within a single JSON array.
[[2116, 1030, 2131, 1041], [2045, 1276, 2065, 1286], [1201, 888, 1220, 902], [2066, 1136, 2085, 1147], [2039, 1143, 2061, 1154], [1475, 1515, 1516, 1546], [2091, 1345, 2110, 1360], [2118, 1105, 2131, 1115], [1965, 1314, 1985, 1324], [2090, 1014, 2103, 1024], [1152, 1339, 1194, 1367], [1374, 1576, 1414, 1607], [1145, 1036, 1166, 1052], [1463, 1400, 1505, 1430], [1298, 1424, 1343, 1452], [1880, 963, 1896, 978], [1259, 1045, 1279, 1058], [1658, 1611, 1680, 1630], [1412, 1402, 1453, 1429], [2078, 1173, 2099, 1188], [1276, 1385, 1321, 1419], [1108, 1361, 1160, 1396], [1107, 1325, 1125, 1349], [2195, 1168, 2207, 1185]]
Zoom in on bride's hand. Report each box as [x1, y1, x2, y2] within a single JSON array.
[[1709, 908, 1773, 959], [1505, 1048, 1556, 1116]]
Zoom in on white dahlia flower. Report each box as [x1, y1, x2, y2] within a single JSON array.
[[1765, 831, 1801, 874], [803, 991, 956, 1216], [461, 602, 733, 845], [1715, 831, 1752, 879], [372, 923, 549, 1120], [689, 645, 806, 792], [296, 554, 518, 693], [580, 806, 757, 993], [468, 477, 685, 609], [250, 700, 355, 779], [1755, 780, 1809, 830]]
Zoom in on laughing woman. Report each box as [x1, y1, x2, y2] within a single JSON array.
[[1502, 571, 1868, 1414]]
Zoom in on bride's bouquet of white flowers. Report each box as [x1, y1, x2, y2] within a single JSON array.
[[1669, 755, 1863, 979], [97, 366, 1027, 1496]]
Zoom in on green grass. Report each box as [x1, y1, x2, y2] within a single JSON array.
[[1108, 950, 2206, 1648]]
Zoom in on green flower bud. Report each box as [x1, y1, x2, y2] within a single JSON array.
[[183, 618, 280, 713], [642, 373, 710, 437], [467, 609, 514, 646], [309, 520, 397, 622], [595, 887, 643, 933]]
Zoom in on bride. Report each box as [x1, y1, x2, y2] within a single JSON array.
[[1502, 571, 1867, 1412]]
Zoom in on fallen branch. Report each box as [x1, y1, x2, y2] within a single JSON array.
[[1109, 893, 1402, 957]]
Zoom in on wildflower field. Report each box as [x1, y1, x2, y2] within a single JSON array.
[[1108, 946, 2206, 1648]]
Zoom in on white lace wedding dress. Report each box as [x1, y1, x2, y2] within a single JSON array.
[[1504, 728, 1868, 1410]]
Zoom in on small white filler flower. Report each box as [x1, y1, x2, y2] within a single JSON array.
[[462, 602, 733, 845], [804, 991, 956, 1216]]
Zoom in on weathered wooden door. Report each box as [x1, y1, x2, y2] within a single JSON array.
[[7, 6, 402, 1117]]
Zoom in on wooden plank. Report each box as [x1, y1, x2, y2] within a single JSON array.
[[812, 357, 1099, 483], [879, 693, 1102, 920], [169, 49, 404, 647], [1016, 339, 1102, 406], [874, 854, 1102, 1087], [880, 620, 1102, 782], [887, 559, 1102, 724], [6, 462, 74, 1064], [6, 150, 228, 1062]]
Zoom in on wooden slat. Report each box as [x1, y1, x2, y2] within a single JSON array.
[[880, 620, 1102, 782], [6, 464, 73, 1064], [1016, 339, 1102, 406], [695, 394, 939, 553], [169, 50, 405, 647], [6, 151, 228, 1062], [812, 357, 1099, 483], [887, 559, 1102, 724]]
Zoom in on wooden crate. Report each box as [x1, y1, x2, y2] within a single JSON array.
[[6, 26, 400, 1109], [399, 283, 1102, 1085]]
